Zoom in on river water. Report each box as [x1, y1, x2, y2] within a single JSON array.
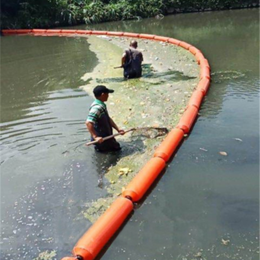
[[0, 9, 259, 260]]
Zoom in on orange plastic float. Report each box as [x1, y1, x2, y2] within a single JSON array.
[[200, 65, 211, 80], [32, 29, 47, 34], [91, 30, 107, 35], [176, 105, 199, 134], [179, 41, 192, 50], [153, 128, 184, 162], [154, 35, 170, 42], [139, 33, 155, 40], [122, 32, 140, 38], [197, 77, 211, 96], [75, 30, 92, 35], [107, 31, 124, 36], [188, 46, 200, 56], [60, 29, 78, 34], [122, 157, 166, 202], [16, 29, 33, 34], [45, 29, 62, 34], [200, 58, 210, 70], [168, 38, 181, 45], [195, 51, 205, 64], [188, 90, 205, 109], [1, 29, 211, 259], [69, 197, 133, 260]]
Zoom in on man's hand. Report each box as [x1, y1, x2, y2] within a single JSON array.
[[118, 129, 125, 135], [94, 136, 103, 143]]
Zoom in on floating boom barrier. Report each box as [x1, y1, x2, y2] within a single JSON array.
[[2, 29, 211, 260]]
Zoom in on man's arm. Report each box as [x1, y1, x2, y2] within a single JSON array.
[[109, 118, 125, 135], [121, 52, 127, 67], [86, 121, 103, 143], [140, 52, 143, 63]]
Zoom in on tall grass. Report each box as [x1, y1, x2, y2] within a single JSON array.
[[1, 0, 259, 29]]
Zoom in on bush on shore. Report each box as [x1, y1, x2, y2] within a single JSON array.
[[1, 0, 259, 29]]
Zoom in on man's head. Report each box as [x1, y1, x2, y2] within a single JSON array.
[[130, 40, 138, 49], [93, 85, 114, 101]]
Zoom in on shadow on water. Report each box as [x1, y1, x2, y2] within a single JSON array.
[[95, 68, 196, 85], [93, 137, 146, 188]]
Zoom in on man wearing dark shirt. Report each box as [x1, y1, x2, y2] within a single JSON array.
[[122, 40, 143, 79]]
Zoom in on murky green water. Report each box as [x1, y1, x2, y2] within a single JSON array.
[[1, 9, 259, 260]]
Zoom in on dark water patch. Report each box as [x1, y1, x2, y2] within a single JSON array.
[[0, 160, 106, 260], [220, 199, 259, 231], [143, 69, 197, 81], [0, 36, 97, 124]]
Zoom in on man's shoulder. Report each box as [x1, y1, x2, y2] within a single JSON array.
[[90, 100, 106, 111]]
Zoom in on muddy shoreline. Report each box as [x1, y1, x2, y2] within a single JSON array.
[[80, 35, 199, 222]]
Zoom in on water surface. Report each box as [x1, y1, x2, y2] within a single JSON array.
[[0, 8, 259, 260]]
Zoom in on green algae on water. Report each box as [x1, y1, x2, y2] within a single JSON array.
[[80, 35, 200, 222]]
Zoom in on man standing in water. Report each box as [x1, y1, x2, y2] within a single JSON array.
[[86, 85, 125, 152], [122, 40, 143, 79]]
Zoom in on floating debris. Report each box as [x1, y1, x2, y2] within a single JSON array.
[[194, 251, 202, 258], [221, 238, 230, 246], [118, 167, 132, 176], [219, 151, 228, 156], [33, 250, 56, 260]]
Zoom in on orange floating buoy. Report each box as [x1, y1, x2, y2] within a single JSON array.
[[153, 128, 184, 162], [16, 29, 32, 34], [72, 197, 133, 260], [91, 30, 107, 35], [179, 41, 192, 50], [32, 29, 47, 34], [154, 36, 170, 42], [188, 89, 204, 109], [200, 58, 211, 71], [45, 29, 62, 34], [2, 29, 17, 35], [107, 31, 124, 36], [188, 46, 200, 55], [176, 105, 198, 134], [195, 51, 205, 64], [122, 32, 140, 38], [197, 77, 211, 96], [167, 38, 181, 46], [60, 29, 77, 34], [75, 30, 92, 35], [200, 66, 211, 80], [139, 33, 155, 40], [122, 157, 166, 202]]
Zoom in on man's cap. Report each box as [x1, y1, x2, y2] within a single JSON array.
[[93, 85, 114, 97]]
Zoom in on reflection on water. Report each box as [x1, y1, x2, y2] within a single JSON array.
[[1, 8, 259, 260], [0, 35, 107, 259], [0, 35, 96, 123]]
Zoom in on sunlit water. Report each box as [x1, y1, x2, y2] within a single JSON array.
[[1, 9, 259, 260]]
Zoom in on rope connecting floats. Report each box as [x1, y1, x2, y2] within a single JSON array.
[[2, 29, 211, 260]]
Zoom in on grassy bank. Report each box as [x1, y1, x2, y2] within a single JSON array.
[[1, 0, 259, 29]]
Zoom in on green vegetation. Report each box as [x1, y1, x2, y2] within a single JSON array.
[[1, 0, 259, 29]]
